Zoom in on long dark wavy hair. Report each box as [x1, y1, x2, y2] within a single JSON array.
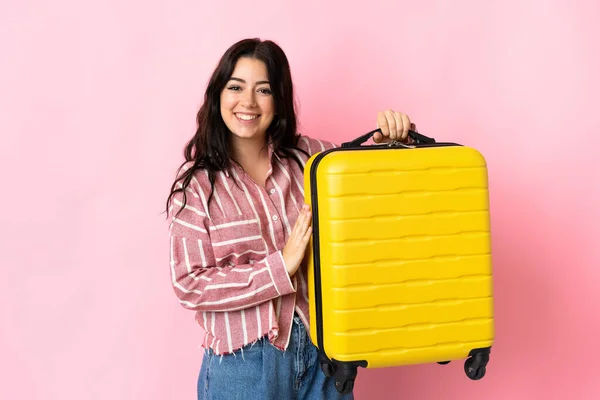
[[165, 38, 309, 218]]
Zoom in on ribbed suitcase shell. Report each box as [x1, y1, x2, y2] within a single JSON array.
[[304, 143, 495, 372]]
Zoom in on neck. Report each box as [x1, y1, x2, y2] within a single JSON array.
[[229, 135, 270, 168]]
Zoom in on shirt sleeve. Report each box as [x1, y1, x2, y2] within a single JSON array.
[[296, 135, 338, 156], [168, 182, 296, 313]]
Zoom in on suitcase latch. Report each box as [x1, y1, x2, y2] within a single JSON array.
[[387, 140, 416, 148]]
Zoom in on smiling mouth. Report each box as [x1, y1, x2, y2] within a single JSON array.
[[235, 113, 260, 121]]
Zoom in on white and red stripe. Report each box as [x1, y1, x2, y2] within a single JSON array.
[[168, 135, 336, 355]]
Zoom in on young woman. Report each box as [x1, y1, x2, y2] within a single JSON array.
[[166, 38, 416, 400]]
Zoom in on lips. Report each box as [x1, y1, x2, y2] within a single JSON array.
[[235, 113, 259, 121]]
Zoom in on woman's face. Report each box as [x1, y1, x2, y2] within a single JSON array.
[[220, 57, 276, 143]]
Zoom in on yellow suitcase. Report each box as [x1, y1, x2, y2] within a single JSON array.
[[304, 128, 494, 394]]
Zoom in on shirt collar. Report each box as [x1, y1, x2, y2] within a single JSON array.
[[223, 143, 285, 178]]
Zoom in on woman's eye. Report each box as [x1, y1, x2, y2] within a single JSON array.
[[258, 88, 272, 95], [227, 85, 242, 91]]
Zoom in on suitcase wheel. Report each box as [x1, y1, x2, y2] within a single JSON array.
[[334, 378, 355, 395], [464, 355, 488, 380], [333, 364, 358, 395]]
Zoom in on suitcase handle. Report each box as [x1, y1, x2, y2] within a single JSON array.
[[341, 128, 436, 148]]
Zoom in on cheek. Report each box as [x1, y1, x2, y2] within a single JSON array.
[[260, 98, 275, 117], [220, 93, 236, 112]]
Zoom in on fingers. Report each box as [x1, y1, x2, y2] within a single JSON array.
[[373, 131, 383, 142], [303, 225, 313, 242], [283, 204, 313, 276], [390, 111, 410, 141], [293, 204, 311, 240], [376, 110, 395, 142], [384, 111, 397, 140], [297, 207, 312, 257], [400, 113, 411, 141], [391, 111, 403, 140], [297, 205, 311, 236], [376, 113, 388, 142], [376, 110, 412, 142]]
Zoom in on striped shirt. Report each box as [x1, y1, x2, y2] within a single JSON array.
[[168, 135, 336, 355]]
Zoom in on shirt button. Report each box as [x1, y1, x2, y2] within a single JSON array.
[[272, 215, 278, 221], [269, 188, 276, 195]]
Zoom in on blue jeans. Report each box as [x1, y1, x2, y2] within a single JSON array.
[[197, 314, 354, 400]]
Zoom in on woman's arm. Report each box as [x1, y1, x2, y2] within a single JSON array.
[[168, 189, 296, 313]]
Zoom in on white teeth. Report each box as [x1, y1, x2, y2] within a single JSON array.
[[236, 113, 258, 121]]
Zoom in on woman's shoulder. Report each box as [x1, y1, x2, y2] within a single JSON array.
[[171, 161, 213, 205], [295, 134, 338, 156], [177, 160, 212, 185]]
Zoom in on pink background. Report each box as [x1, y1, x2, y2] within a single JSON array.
[[2, 0, 599, 399]]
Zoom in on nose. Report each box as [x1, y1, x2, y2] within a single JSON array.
[[241, 89, 257, 108]]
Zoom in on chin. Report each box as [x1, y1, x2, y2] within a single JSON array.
[[230, 128, 266, 141]]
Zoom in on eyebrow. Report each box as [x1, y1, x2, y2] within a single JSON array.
[[229, 77, 270, 85]]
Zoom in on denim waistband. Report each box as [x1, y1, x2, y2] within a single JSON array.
[[204, 312, 307, 357]]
